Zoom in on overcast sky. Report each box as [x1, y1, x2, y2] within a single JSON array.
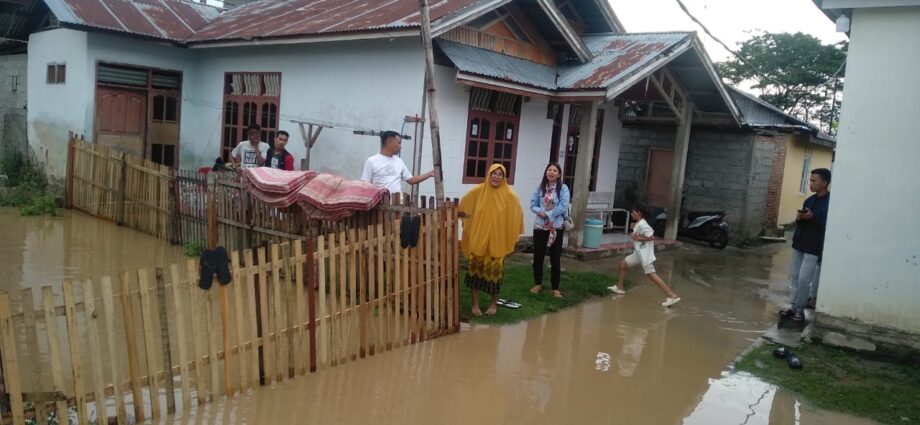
[[607, 0, 848, 62]]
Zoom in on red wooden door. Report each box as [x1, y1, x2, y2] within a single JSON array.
[[95, 87, 147, 158], [645, 149, 673, 208]]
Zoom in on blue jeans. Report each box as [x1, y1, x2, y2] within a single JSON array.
[[788, 249, 820, 311]]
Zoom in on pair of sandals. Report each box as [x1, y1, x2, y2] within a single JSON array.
[[530, 285, 563, 298], [199, 246, 232, 290], [772, 346, 803, 369]]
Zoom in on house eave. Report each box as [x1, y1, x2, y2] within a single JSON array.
[[456, 72, 606, 101], [186, 29, 418, 48]]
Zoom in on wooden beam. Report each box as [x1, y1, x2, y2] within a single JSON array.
[[567, 101, 599, 249], [419, 0, 446, 205], [664, 102, 695, 241], [648, 69, 689, 124], [298, 123, 324, 170]]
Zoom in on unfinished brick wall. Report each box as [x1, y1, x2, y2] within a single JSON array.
[[762, 135, 787, 230]]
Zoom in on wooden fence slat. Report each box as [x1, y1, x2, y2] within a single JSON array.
[[205, 287, 221, 401], [270, 244, 285, 382], [293, 240, 306, 375], [257, 247, 273, 384], [317, 236, 328, 367], [41, 286, 68, 424], [185, 260, 207, 405], [169, 264, 192, 409], [156, 268, 177, 414], [62, 280, 89, 425], [101, 277, 128, 425], [243, 250, 260, 385], [219, 275, 233, 397], [0, 292, 25, 425], [283, 242, 295, 379], [338, 231, 348, 364], [328, 233, 339, 366], [348, 229, 358, 361], [21, 288, 50, 424], [137, 270, 162, 419], [357, 226, 367, 358], [230, 251, 249, 391], [403, 221, 411, 347], [119, 273, 145, 420], [82, 280, 109, 423]]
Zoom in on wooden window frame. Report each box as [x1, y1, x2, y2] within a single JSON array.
[[220, 72, 282, 162], [46, 63, 65, 84], [462, 91, 521, 185]]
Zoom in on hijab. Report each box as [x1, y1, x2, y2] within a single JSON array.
[[459, 164, 524, 258]]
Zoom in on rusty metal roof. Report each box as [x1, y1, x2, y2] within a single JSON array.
[[557, 32, 691, 89], [44, 0, 222, 41], [437, 40, 558, 90], [187, 0, 486, 43]]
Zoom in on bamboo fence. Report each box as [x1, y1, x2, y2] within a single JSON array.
[[0, 204, 460, 424]]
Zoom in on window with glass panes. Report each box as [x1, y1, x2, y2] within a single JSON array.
[[221, 73, 281, 162], [462, 88, 521, 184]]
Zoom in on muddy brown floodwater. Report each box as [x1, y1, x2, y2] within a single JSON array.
[[2, 209, 879, 424], [164, 243, 878, 425]]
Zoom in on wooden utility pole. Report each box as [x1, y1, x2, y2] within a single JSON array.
[[418, 0, 445, 205]]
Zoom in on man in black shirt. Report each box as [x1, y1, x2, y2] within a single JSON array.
[[781, 168, 831, 322]]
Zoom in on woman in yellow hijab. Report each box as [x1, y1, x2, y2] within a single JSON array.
[[460, 163, 524, 316]]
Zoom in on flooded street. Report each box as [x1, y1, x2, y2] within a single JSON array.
[[0, 208, 184, 306], [165, 243, 875, 425], [0, 210, 878, 424]]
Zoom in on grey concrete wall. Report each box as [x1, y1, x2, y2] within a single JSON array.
[[615, 126, 770, 239], [0, 54, 28, 155]]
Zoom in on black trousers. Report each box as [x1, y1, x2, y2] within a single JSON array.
[[533, 229, 564, 290]]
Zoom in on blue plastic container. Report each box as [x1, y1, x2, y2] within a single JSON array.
[[583, 218, 604, 249]]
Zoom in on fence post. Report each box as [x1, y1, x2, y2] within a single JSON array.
[[117, 152, 127, 226], [65, 134, 75, 209], [306, 226, 318, 372], [0, 292, 24, 425]]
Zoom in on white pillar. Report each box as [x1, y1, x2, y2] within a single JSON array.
[[567, 101, 599, 249], [664, 102, 694, 241]]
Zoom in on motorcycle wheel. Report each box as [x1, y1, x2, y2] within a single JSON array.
[[708, 228, 729, 249]]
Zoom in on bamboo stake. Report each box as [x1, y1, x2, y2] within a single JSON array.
[[62, 281, 88, 425], [231, 251, 249, 390], [317, 235, 328, 367], [137, 271, 161, 418], [168, 265, 192, 410], [257, 247, 273, 384], [418, 0, 445, 203], [155, 268, 177, 414], [101, 277, 128, 425], [82, 280, 109, 422], [243, 250, 260, 385], [185, 260, 207, 405], [119, 273, 145, 420], [270, 244, 285, 382], [0, 292, 25, 425]]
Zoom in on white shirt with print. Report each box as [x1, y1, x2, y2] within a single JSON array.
[[231, 141, 270, 169], [632, 218, 657, 265]]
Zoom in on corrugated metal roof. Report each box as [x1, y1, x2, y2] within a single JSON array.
[[437, 40, 558, 90], [44, 0, 221, 41], [187, 0, 487, 43], [557, 32, 691, 89], [727, 86, 836, 145], [439, 33, 693, 92]]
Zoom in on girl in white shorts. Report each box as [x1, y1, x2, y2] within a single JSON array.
[[608, 204, 681, 307]]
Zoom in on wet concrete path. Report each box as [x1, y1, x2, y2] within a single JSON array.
[[166, 243, 876, 424]]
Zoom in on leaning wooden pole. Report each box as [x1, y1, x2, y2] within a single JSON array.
[[418, 0, 445, 206]]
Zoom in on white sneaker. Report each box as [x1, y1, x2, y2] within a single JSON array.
[[607, 286, 626, 295], [662, 297, 681, 308]]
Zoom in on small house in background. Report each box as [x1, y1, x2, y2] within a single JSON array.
[[811, 0, 920, 358], [613, 85, 834, 241]]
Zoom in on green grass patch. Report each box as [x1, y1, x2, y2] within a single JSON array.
[[459, 263, 627, 325], [735, 342, 920, 424], [0, 148, 58, 216]]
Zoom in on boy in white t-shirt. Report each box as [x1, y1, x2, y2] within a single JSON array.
[[361, 131, 434, 194], [608, 203, 681, 307], [231, 124, 271, 169]]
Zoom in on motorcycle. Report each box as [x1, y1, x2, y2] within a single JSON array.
[[647, 207, 730, 249]]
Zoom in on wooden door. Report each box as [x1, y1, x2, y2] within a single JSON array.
[[95, 87, 147, 158], [645, 149, 673, 208]]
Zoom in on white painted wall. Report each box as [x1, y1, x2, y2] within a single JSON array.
[[819, 6, 920, 333], [27, 29, 89, 180], [188, 38, 426, 175], [418, 65, 623, 233]]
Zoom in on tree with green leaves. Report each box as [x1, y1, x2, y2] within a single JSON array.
[[719, 32, 847, 134]]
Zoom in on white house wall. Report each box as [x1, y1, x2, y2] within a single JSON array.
[[820, 6, 920, 333], [189, 38, 426, 175], [418, 65, 623, 232], [27, 28, 89, 181]]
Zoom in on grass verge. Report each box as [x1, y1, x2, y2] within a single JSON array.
[[735, 342, 920, 424], [459, 263, 628, 325]]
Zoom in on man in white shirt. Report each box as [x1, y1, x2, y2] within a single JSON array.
[[231, 124, 271, 169], [361, 131, 434, 194]]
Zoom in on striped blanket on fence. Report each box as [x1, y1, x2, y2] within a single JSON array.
[[242, 168, 387, 221]]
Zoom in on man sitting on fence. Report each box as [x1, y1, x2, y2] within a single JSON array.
[[361, 131, 433, 195], [231, 124, 270, 169]]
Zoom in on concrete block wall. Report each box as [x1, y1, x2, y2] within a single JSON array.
[[615, 125, 770, 239], [0, 54, 28, 155]]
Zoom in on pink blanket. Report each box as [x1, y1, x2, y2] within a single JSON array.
[[241, 168, 387, 221]]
